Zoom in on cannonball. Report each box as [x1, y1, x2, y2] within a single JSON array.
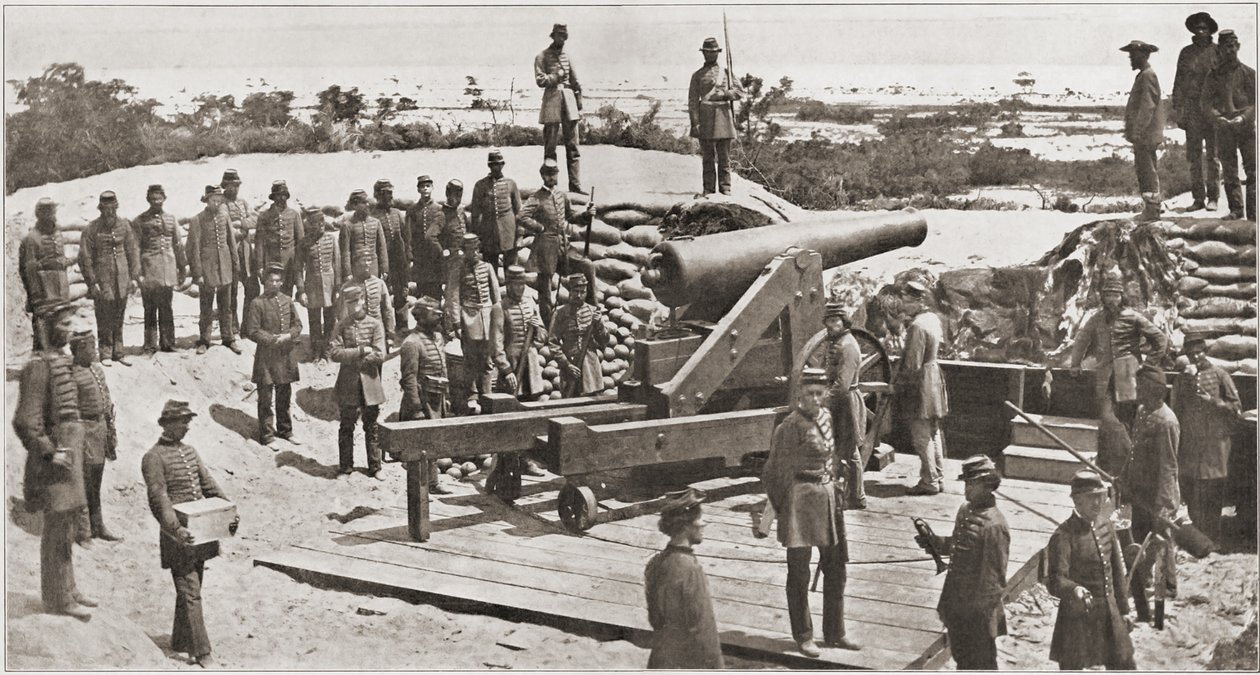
[[604, 321, 618, 334], [461, 461, 478, 475], [602, 376, 615, 390], [436, 457, 454, 471], [617, 326, 632, 339], [543, 366, 560, 379], [618, 313, 638, 328], [614, 344, 630, 358], [601, 361, 617, 375], [482, 456, 495, 471], [623, 335, 636, 349], [558, 286, 569, 303], [541, 379, 554, 393], [603, 347, 616, 360], [446, 466, 464, 480], [606, 334, 619, 348], [605, 296, 625, 310], [539, 346, 552, 360], [609, 308, 626, 322], [537, 393, 551, 402]]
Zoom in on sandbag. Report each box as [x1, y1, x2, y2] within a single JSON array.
[[1183, 259, 1201, 273], [1179, 317, 1258, 337], [1179, 276, 1210, 295], [593, 258, 638, 283], [598, 201, 674, 218], [1207, 334, 1258, 361], [568, 241, 609, 261], [1181, 297, 1257, 319], [603, 242, 651, 267], [1195, 282, 1258, 300], [1182, 220, 1258, 244], [1193, 266, 1257, 283], [595, 278, 618, 299], [1238, 358, 1258, 375], [599, 208, 654, 229], [568, 221, 622, 246], [625, 298, 659, 323], [617, 277, 655, 301], [1185, 240, 1243, 264], [622, 225, 664, 249]]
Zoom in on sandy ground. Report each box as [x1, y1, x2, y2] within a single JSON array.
[[5, 146, 1254, 670]]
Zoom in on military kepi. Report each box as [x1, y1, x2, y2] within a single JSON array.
[[158, 399, 197, 424], [98, 191, 118, 206], [1070, 469, 1108, 495], [202, 185, 225, 202], [700, 37, 722, 52], [958, 454, 999, 481], [801, 366, 828, 386]]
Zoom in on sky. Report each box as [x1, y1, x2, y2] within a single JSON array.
[[5, 2, 1258, 82]]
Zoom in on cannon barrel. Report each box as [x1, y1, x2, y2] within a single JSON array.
[[641, 209, 928, 311]]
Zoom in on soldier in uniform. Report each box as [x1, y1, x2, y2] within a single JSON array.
[[329, 285, 388, 479], [898, 281, 950, 496], [469, 149, 524, 270], [492, 265, 548, 401], [344, 250, 395, 346], [1202, 29, 1256, 221], [141, 400, 238, 668], [134, 184, 187, 355], [221, 169, 257, 339], [446, 233, 501, 412], [761, 368, 859, 657], [916, 455, 1010, 670], [13, 300, 95, 620], [823, 302, 867, 509], [643, 487, 723, 670], [79, 191, 140, 366], [246, 263, 303, 449], [1120, 40, 1166, 223], [298, 206, 342, 364], [688, 37, 744, 196], [1046, 470, 1135, 670], [1172, 13, 1221, 212], [519, 158, 596, 325], [535, 23, 583, 193], [68, 330, 122, 545], [187, 185, 242, 355], [1175, 331, 1241, 544], [19, 198, 72, 351], [547, 273, 609, 397], [339, 188, 389, 281], [372, 179, 412, 331], [407, 176, 463, 300], [398, 296, 452, 495], [254, 180, 304, 298]]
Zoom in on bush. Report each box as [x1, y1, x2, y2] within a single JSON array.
[[237, 91, 295, 127], [795, 101, 876, 125], [583, 101, 695, 155], [968, 144, 1039, 185], [999, 121, 1025, 137]]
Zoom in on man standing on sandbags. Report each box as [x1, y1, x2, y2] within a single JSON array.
[[470, 149, 524, 271], [371, 179, 412, 331], [898, 281, 950, 496], [689, 37, 744, 196], [79, 191, 140, 366], [535, 23, 583, 194], [1120, 40, 1166, 223], [1173, 13, 1221, 213], [222, 169, 257, 340], [188, 186, 242, 356], [518, 158, 595, 325], [253, 180, 305, 299], [548, 273, 609, 397], [1202, 29, 1256, 221], [446, 233, 501, 413], [408, 176, 466, 300], [1175, 331, 1241, 544], [19, 198, 72, 351], [134, 184, 187, 356]]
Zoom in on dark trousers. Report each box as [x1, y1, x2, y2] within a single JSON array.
[[41, 509, 77, 612], [699, 138, 733, 195], [945, 615, 998, 670], [231, 277, 259, 338], [93, 296, 127, 358], [1128, 505, 1155, 621], [257, 382, 293, 442], [171, 560, 211, 658], [1132, 143, 1160, 199], [307, 306, 336, 359], [1184, 476, 1227, 544], [391, 278, 410, 334], [339, 404, 381, 473], [400, 392, 445, 485], [142, 286, 176, 351], [463, 338, 495, 405], [543, 120, 582, 192], [30, 313, 47, 351], [1219, 125, 1257, 219], [786, 544, 847, 644], [1185, 117, 1221, 203], [198, 284, 234, 346], [76, 462, 106, 540]]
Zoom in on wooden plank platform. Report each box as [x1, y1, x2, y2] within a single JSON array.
[[255, 454, 1067, 670]]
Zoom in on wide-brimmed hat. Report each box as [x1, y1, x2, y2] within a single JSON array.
[[269, 180, 291, 199], [958, 454, 1000, 482], [1185, 12, 1218, 34], [550, 23, 568, 38], [1070, 470, 1108, 496], [158, 399, 197, 425], [1119, 40, 1159, 54], [221, 169, 242, 185], [98, 191, 118, 206], [202, 185, 225, 202], [660, 486, 706, 520], [700, 37, 722, 52]]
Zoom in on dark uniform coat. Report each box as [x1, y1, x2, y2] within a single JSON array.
[[328, 314, 388, 407], [338, 214, 389, 279], [825, 331, 866, 453], [1070, 307, 1166, 402], [141, 439, 225, 569], [1124, 402, 1181, 517], [254, 205, 305, 288], [79, 217, 140, 301], [134, 209, 187, 289], [534, 46, 581, 124], [1173, 37, 1219, 127], [72, 361, 115, 465], [399, 328, 448, 416], [13, 351, 87, 513], [1125, 65, 1165, 146], [343, 275, 395, 336], [644, 545, 724, 669], [370, 204, 411, 284], [445, 261, 500, 341], [1176, 364, 1241, 480], [407, 199, 465, 289], [300, 226, 342, 309], [19, 226, 70, 310], [1047, 514, 1134, 669], [491, 295, 547, 393], [546, 301, 609, 395], [936, 496, 1009, 637], [761, 408, 847, 551], [470, 175, 523, 252], [688, 64, 739, 140], [225, 198, 256, 285], [187, 207, 239, 289], [898, 310, 949, 419], [245, 292, 303, 385], [1201, 60, 1257, 127]]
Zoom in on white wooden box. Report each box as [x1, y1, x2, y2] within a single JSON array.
[[173, 497, 237, 545]]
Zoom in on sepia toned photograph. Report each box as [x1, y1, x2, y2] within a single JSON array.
[[3, 2, 1258, 670]]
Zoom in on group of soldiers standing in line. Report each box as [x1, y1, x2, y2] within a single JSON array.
[[1125, 12, 1255, 222]]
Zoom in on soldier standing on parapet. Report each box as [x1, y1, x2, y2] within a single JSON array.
[[254, 180, 305, 299], [1120, 40, 1166, 223], [1202, 29, 1256, 221], [547, 273, 609, 397], [470, 150, 524, 271], [222, 169, 257, 339], [79, 191, 140, 367], [299, 206, 342, 364], [1172, 13, 1221, 213], [535, 23, 583, 194], [398, 296, 453, 495], [447, 233, 501, 413], [917, 455, 1009, 670], [69, 329, 123, 545], [518, 158, 596, 325], [898, 281, 949, 496], [134, 184, 187, 355], [329, 285, 388, 479], [19, 198, 72, 351], [372, 179, 412, 331], [188, 185, 242, 355], [689, 37, 744, 196]]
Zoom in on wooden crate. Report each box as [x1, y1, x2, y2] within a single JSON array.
[[174, 497, 237, 545]]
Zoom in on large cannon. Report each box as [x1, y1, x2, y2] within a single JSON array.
[[381, 209, 928, 539]]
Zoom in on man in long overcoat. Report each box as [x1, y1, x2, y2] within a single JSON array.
[[69, 330, 122, 544], [1175, 331, 1241, 543], [134, 184, 187, 354], [535, 23, 583, 193], [20, 198, 72, 351], [643, 487, 723, 669], [187, 185, 242, 355], [1201, 29, 1256, 221], [329, 285, 388, 478], [688, 37, 744, 195], [79, 191, 140, 366], [917, 455, 1010, 670], [253, 180, 304, 298], [372, 179, 412, 331], [469, 150, 524, 269], [1121, 40, 1166, 222], [13, 300, 94, 620], [1172, 13, 1221, 212], [761, 368, 859, 657], [246, 263, 303, 448], [898, 281, 950, 495], [299, 206, 342, 363]]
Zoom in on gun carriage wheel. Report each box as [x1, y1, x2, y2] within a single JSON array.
[[558, 483, 598, 532]]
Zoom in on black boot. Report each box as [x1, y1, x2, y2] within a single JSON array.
[[1153, 600, 1165, 630]]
